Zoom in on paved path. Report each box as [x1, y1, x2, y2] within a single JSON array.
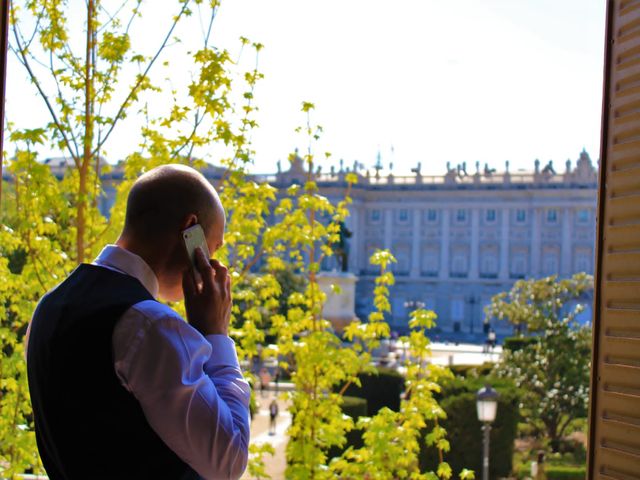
[[242, 393, 291, 480]]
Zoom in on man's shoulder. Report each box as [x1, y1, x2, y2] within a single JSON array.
[[113, 300, 193, 361], [128, 300, 184, 324]]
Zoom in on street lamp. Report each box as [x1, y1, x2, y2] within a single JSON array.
[[476, 384, 499, 480], [403, 299, 426, 310]]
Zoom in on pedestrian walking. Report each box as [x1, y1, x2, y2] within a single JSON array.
[[268, 400, 279, 435]]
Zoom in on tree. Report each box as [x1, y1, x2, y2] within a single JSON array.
[[2, 2, 465, 479], [485, 274, 593, 451], [3, 0, 260, 476]]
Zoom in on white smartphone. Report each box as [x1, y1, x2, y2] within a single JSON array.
[[182, 224, 210, 274]]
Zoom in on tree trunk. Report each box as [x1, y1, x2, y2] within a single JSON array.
[[78, 0, 95, 263], [547, 418, 561, 452], [77, 165, 87, 263]]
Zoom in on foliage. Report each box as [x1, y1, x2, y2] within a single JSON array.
[[502, 336, 539, 353], [1, 2, 462, 480], [485, 274, 593, 451], [340, 395, 369, 420], [2, 0, 258, 475], [544, 465, 587, 479], [447, 363, 495, 379], [515, 463, 586, 480], [422, 378, 520, 478]]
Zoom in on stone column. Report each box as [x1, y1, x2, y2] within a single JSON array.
[[439, 209, 450, 279], [384, 208, 393, 250], [469, 208, 479, 278], [500, 208, 510, 279], [561, 208, 572, 276], [410, 208, 421, 278], [530, 208, 541, 277]]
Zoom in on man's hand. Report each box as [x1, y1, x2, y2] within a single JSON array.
[[182, 247, 232, 336]]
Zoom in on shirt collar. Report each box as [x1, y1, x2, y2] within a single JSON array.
[[93, 245, 160, 299]]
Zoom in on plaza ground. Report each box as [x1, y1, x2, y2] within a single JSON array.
[[242, 342, 501, 479]]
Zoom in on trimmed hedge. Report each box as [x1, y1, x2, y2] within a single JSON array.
[[339, 366, 405, 416], [327, 396, 367, 459], [421, 381, 520, 478], [503, 336, 539, 352], [449, 363, 495, 378], [516, 463, 586, 479], [546, 465, 586, 479], [341, 395, 368, 419], [327, 368, 404, 461]]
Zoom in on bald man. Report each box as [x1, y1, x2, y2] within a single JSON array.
[[26, 165, 250, 480]]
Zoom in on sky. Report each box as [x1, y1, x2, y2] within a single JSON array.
[[5, 0, 607, 176]]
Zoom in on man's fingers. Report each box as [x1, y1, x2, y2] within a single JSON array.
[[195, 247, 215, 293], [210, 259, 228, 278], [210, 259, 229, 292]]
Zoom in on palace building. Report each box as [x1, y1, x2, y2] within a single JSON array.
[[39, 148, 598, 342], [271, 150, 598, 341]]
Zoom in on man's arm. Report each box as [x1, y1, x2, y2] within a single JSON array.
[[113, 302, 250, 480]]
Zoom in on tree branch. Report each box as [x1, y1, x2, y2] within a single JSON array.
[[93, 0, 192, 154], [10, 13, 79, 166], [49, 47, 80, 158]]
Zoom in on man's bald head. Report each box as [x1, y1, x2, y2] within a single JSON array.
[[123, 164, 224, 241]]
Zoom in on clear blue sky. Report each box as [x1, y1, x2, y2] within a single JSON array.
[[5, 0, 607, 175]]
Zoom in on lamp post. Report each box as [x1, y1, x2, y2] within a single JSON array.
[[467, 294, 478, 334], [476, 384, 499, 480], [403, 299, 426, 311]]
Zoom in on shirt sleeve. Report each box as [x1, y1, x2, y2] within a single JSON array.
[[112, 300, 250, 480]]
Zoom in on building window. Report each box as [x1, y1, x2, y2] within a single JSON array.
[[577, 209, 590, 224], [451, 297, 465, 321], [480, 254, 498, 278], [543, 252, 559, 276], [456, 209, 467, 222], [547, 209, 558, 223], [451, 252, 468, 277], [486, 209, 496, 222], [427, 209, 437, 222], [398, 209, 409, 222], [516, 209, 526, 223], [370, 209, 381, 222], [392, 245, 410, 276], [510, 253, 527, 279], [575, 248, 592, 273], [422, 246, 439, 276]]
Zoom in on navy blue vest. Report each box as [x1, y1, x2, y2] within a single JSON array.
[[27, 264, 199, 480]]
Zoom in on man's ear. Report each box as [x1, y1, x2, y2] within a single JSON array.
[[181, 213, 198, 231]]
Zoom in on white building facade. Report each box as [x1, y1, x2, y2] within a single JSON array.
[[273, 150, 598, 341]]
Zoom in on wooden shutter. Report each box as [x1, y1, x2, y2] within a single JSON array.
[[0, 0, 8, 207], [588, 1, 640, 478]]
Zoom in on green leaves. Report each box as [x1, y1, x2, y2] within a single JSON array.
[[98, 32, 131, 63], [9, 128, 47, 145], [409, 309, 437, 330], [490, 274, 593, 449], [459, 468, 475, 479]]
